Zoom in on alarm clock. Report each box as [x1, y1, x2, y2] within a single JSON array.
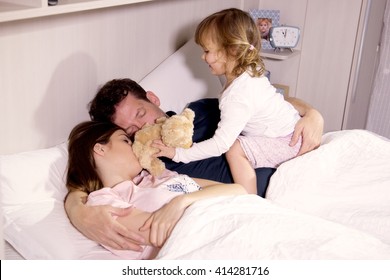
[[269, 26, 300, 50]]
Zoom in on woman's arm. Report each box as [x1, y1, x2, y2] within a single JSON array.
[[115, 209, 154, 246], [285, 97, 324, 155], [141, 180, 247, 247], [185, 178, 247, 203], [64, 190, 145, 250]]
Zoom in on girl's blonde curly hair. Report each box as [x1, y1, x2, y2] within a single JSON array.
[[195, 8, 265, 78]]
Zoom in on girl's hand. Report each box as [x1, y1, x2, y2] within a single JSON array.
[[139, 196, 186, 247], [152, 139, 176, 159]]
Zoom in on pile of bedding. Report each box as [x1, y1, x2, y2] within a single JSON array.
[[156, 130, 390, 259]]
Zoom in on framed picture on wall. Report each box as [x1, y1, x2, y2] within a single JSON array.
[[249, 9, 280, 50]]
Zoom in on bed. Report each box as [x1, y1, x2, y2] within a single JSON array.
[[1, 39, 390, 260]]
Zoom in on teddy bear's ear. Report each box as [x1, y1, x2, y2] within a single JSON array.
[[156, 116, 167, 124], [182, 108, 195, 122]]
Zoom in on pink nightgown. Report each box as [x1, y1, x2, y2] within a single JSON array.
[[86, 170, 201, 259]]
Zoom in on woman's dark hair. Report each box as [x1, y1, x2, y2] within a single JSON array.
[[88, 78, 149, 122], [66, 121, 122, 194]]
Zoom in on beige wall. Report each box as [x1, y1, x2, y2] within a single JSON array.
[[0, 0, 249, 155], [3, 0, 385, 155]]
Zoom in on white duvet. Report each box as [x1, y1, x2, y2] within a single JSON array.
[[156, 130, 390, 259]]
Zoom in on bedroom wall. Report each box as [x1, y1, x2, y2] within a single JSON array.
[[366, 0, 390, 139], [0, 0, 259, 155], [258, 0, 388, 134], [0, 205, 3, 259]]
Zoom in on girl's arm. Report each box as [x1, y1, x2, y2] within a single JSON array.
[[64, 190, 145, 250], [140, 179, 247, 247], [153, 100, 251, 163]]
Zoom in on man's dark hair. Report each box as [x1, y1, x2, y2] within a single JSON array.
[[88, 78, 149, 122]]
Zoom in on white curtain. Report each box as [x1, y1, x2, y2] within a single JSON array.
[[366, 0, 390, 138]]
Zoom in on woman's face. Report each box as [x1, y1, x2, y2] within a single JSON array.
[[103, 129, 143, 179]]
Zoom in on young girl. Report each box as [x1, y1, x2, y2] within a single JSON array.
[[66, 121, 246, 259], [257, 17, 272, 40], [154, 8, 302, 194]]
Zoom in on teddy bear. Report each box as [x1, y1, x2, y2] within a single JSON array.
[[132, 108, 195, 176]]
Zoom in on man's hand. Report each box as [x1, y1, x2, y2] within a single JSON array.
[[285, 97, 324, 156], [290, 108, 324, 155], [65, 191, 145, 250]]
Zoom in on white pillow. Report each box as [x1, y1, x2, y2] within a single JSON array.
[[0, 143, 119, 259], [139, 38, 223, 114]]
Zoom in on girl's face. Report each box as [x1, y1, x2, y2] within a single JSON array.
[[201, 37, 230, 77], [102, 129, 143, 179], [257, 19, 270, 34]]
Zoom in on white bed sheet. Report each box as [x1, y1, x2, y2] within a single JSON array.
[[156, 130, 390, 259], [3, 130, 390, 260], [267, 129, 390, 245], [156, 195, 390, 260]]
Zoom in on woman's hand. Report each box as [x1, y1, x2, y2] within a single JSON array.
[[152, 139, 176, 159], [139, 196, 187, 247], [65, 190, 145, 250]]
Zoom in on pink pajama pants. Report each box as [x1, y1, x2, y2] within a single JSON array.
[[237, 133, 301, 168]]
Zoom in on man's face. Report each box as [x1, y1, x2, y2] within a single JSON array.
[[112, 91, 166, 136]]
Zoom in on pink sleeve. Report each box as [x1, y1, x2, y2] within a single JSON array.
[[86, 181, 135, 208]]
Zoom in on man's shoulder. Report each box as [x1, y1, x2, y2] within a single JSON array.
[[187, 98, 219, 112], [166, 98, 219, 116]]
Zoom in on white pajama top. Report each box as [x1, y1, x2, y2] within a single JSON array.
[[173, 71, 301, 164]]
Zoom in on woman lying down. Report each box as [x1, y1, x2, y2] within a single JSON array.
[[66, 121, 247, 259], [66, 121, 390, 260]]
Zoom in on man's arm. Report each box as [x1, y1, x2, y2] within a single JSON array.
[[286, 97, 324, 155], [64, 190, 145, 250]]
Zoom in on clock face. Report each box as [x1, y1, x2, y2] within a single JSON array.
[[269, 26, 300, 48]]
